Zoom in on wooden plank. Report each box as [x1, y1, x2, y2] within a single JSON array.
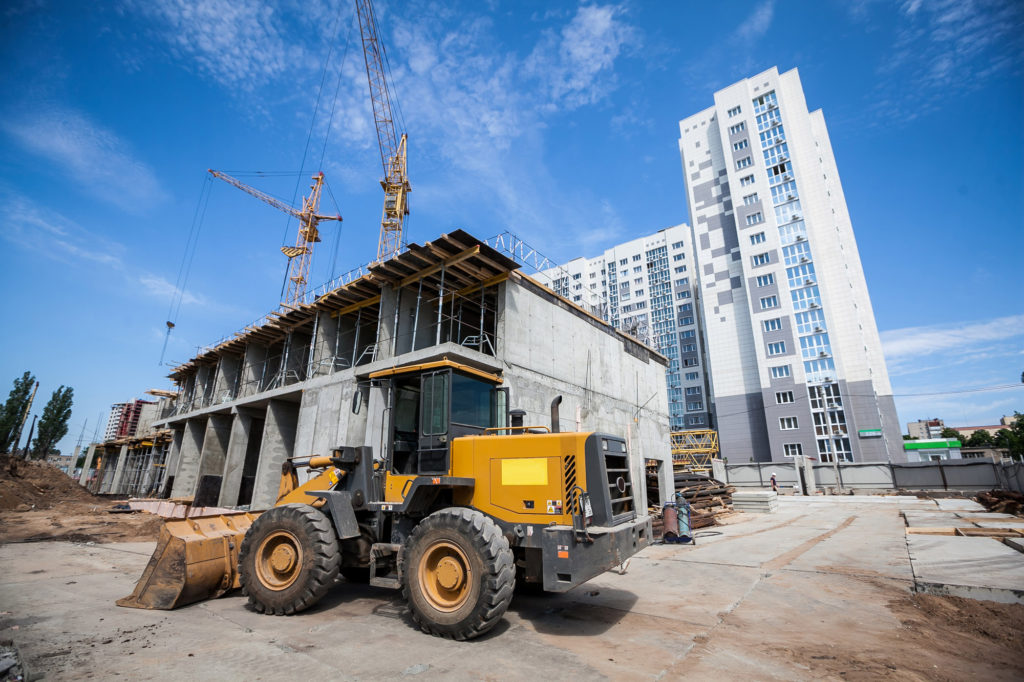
[[399, 245, 481, 287], [331, 295, 382, 318], [905, 527, 958, 536]]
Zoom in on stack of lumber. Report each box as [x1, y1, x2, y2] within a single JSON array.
[[674, 472, 735, 529], [732, 490, 779, 513]]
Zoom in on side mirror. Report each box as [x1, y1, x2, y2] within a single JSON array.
[[351, 388, 362, 414]]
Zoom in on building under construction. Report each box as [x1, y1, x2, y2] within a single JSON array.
[[81, 231, 675, 511]]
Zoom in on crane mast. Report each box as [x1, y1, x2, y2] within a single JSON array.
[[209, 169, 342, 305], [355, 0, 409, 263]]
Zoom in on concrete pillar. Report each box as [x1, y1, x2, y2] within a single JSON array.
[[251, 399, 300, 509], [109, 444, 130, 494], [240, 343, 268, 397], [194, 414, 231, 503], [78, 443, 98, 486], [219, 408, 253, 507], [170, 417, 207, 499], [376, 286, 398, 362], [802, 456, 817, 495]]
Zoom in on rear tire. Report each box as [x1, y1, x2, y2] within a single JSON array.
[[238, 504, 340, 615], [401, 507, 515, 640]]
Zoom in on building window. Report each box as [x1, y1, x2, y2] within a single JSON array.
[[783, 443, 803, 457], [756, 273, 775, 287], [631, 254, 641, 262], [673, 254, 684, 262], [759, 295, 779, 310], [676, 277, 689, 286], [619, 258, 627, 266], [752, 91, 777, 114], [674, 265, 687, 274], [736, 156, 752, 169], [733, 139, 749, 151], [727, 106, 741, 117], [745, 212, 764, 226], [680, 315, 694, 325], [771, 364, 791, 378], [671, 241, 684, 249], [763, 317, 782, 332], [768, 341, 787, 356], [683, 357, 698, 367], [687, 415, 706, 426], [776, 391, 794, 404], [680, 330, 696, 339], [751, 253, 770, 266], [676, 290, 691, 299], [740, 175, 755, 186], [780, 416, 799, 430], [743, 193, 759, 206], [687, 401, 704, 411], [679, 303, 692, 312], [686, 386, 701, 396], [685, 371, 699, 381], [681, 343, 697, 352], [572, 273, 581, 280], [729, 122, 746, 135]]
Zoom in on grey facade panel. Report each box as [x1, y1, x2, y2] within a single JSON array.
[[715, 392, 772, 462]]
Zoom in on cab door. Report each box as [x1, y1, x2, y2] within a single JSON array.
[[418, 370, 450, 473]]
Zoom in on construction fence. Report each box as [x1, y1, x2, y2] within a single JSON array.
[[714, 458, 1024, 495]]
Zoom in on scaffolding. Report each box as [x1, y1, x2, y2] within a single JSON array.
[[670, 429, 720, 474]]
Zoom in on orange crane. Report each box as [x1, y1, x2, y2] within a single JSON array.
[[209, 170, 342, 305], [355, 0, 410, 263]]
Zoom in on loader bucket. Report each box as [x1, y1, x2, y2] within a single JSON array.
[[117, 512, 259, 610]]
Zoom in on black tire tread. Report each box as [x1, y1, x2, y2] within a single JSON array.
[[400, 507, 515, 641], [238, 503, 340, 616]]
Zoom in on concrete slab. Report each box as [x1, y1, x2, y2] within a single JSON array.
[[934, 498, 986, 512], [974, 521, 1024, 530], [902, 511, 963, 527], [907, 535, 1024, 604]]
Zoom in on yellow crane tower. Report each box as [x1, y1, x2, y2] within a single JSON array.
[[355, 0, 410, 263], [208, 170, 342, 306]]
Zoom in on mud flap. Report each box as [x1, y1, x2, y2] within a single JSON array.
[[116, 513, 258, 610]]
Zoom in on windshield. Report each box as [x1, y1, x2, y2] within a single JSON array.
[[450, 373, 497, 428]]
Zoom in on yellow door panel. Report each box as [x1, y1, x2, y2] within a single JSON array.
[[384, 474, 417, 503]]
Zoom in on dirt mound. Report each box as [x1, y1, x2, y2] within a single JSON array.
[[0, 455, 96, 511], [976, 489, 1024, 517]]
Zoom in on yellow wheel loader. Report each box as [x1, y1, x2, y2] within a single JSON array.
[[119, 359, 651, 639]]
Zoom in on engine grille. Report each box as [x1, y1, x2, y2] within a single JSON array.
[[603, 441, 634, 520]]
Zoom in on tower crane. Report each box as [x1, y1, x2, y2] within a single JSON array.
[[355, 0, 410, 263], [209, 170, 342, 306]]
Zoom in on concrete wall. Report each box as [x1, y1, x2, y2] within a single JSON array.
[[718, 458, 1023, 494]]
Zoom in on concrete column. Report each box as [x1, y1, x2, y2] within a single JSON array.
[[109, 444, 131, 494], [376, 286, 398, 362], [219, 409, 253, 507], [251, 399, 300, 509], [170, 417, 207, 499], [193, 414, 231, 503], [78, 443, 98, 486]]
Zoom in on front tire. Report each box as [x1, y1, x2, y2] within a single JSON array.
[[401, 508, 515, 640], [238, 504, 340, 615]]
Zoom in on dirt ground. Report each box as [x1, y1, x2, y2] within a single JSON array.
[[0, 456, 162, 544]]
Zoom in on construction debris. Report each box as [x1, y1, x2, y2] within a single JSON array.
[[976, 490, 1024, 517]]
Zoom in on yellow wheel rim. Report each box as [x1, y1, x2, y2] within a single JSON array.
[[255, 530, 303, 591], [419, 540, 472, 612]]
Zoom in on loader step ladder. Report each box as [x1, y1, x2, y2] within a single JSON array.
[[369, 542, 403, 589]]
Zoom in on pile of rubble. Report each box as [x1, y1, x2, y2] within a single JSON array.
[[0, 455, 95, 511], [976, 489, 1024, 516]]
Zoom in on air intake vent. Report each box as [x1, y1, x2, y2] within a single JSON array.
[[603, 448, 634, 520]]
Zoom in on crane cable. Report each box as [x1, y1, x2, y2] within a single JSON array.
[[160, 173, 213, 366]]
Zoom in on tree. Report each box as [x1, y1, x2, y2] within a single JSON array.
[[30, 386, 73, 460], [940, 427, 965, 444], [0, 371, 36, 453], [965, 429, 994, 447], [1004, 411, 1024, 460]]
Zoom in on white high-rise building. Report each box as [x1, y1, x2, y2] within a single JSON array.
[[678, 66, 901, 463], [542, 225, 711, 431]]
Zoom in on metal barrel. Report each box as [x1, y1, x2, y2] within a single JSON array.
[[116, 512, 259, 610]]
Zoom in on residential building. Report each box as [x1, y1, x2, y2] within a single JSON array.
[[951, 415, 1020, 439], [104, 399, 156, 441], [902, 438, 962, 463], [678, 66, 901, 463], [908, 418, 945, 440], [541, 225, 712, 431]]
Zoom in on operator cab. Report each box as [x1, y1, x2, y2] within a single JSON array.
[[369, 360, 508, 476]]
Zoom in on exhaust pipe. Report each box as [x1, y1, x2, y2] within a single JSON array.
[[550, 396, 562, 433]]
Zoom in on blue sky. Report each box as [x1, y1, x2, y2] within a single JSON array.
[[1, 0, 1022, 454]]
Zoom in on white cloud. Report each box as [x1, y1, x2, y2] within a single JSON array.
[[3, 107, 166, 211], [881, 314, 1024, 359], [0, 194, 126, 266], [734, 0, 775, 41], [869, 0, 1024, 122], [138, 274, 208, 307], [124, 0, 306, 91]]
